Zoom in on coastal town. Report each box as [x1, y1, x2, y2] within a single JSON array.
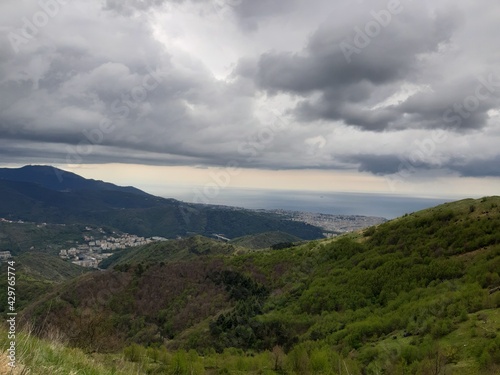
[[0, 211, 384, 269], [0, 217, 168, 268], [260, 209, 387, 237], [59, 232, 168, 268]]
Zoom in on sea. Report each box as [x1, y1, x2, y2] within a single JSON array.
[[156, 186, 457, 219]]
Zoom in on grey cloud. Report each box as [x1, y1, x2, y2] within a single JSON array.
[[339, 154, 414, 175], [1, 0, 500, 183], [395, 76, 500, 131], [103, 0, 171, 15], [233, 0, 297, 19], [294, 84, 401, 131], [103, 0, 301, 34], [341, 153, 500, 178], [254, 5, 459, 92], [0, 139, 207, 167], [448, 156, 500, 178], [0, 2, 251, 165], [242, 3, 468, 131], [230, 0, 299, 31]]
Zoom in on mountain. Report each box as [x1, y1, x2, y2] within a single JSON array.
[[0, 166, 324, 242], [18, 196, 500, 374], [0, 165, 147, 195]]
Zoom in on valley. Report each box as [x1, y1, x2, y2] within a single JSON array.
[[2, 1, 500, 373], [0, 167, 499, 374], [1, 195, 498, 374]]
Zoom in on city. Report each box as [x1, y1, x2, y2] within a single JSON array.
[[59, 232, 168, 268]]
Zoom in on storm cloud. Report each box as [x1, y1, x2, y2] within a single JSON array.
[[0, 0, 499, 182]]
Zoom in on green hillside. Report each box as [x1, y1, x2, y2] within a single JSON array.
[[230, 231, 303, 249], [0, 179, 325, 241], [14, 252, 89, 282], [0, 253, 88, 313], [0, 222, 105, 256], [9, 197, 500, 374], [99, 236, 238, 268], [0, 326, 145, 374]]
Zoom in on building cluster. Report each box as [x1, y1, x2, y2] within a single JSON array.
[[59, 233, 167, 268], [0, 251, 12, 261], [292, 212, 386, 235], [0, 218, 23, 224], [263, 210, 387, 236]]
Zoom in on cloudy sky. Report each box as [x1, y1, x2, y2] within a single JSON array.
[[1, 0, 500, 201]]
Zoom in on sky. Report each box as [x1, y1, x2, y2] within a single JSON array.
[[1, 0, 500, 204]]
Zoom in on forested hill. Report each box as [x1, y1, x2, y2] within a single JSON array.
[[0, 165, 324, 241], [0, 165, 147, 195], [16, 196, 500, 374]]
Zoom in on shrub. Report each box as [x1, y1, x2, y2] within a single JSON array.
[[170, 350, 189, 375], [310, 347, 331, 372], [431, 319, 455, 339], [401, 345, 422, 364], [123, 343, 145, 362]]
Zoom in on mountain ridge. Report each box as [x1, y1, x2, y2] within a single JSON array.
[[0, 165, 149, 196], [0, 165, 325, 241]]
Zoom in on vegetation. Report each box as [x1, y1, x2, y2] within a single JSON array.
[[229, 231, 303, 250], [0, 326, 145, 374], [0, 253, 88, 313], [2, 196, 500, 373], [0, 179, 324, 240], [0, 222, 106, 256], [12, 252, 89, 282], [99, 236, 238, 269]]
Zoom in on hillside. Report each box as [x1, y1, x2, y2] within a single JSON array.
[[0, 166, 325, 242], [0, 253, 88, 314], [99, 236, 238, 268], [14, 252, 89, 282], [229, 231, 303, 249], [0, 222, 114, 256], [15, 196, 500, 374], [0, 165, 147, 195]]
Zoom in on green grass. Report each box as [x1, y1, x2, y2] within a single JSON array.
[[359, 307, 500, 375], [10, 196, 500, 373], [0, 326, 143, 374], [0, 253, 89, 314], [0, 222, 101, 256], [230, 231, 303, 250], [99, 235, 238, 268], [0, 326, 341, 374], [14, 252, 89, 282]]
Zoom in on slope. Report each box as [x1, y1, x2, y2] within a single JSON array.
[[229, 231, 302, 249], [0, 222, 113, 256], [0, 179, 324, 241], [0, 165, 147, 195], [0, 253, 89, 313], [99, 235, 238, 268], [18, 196, 500, 374]]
